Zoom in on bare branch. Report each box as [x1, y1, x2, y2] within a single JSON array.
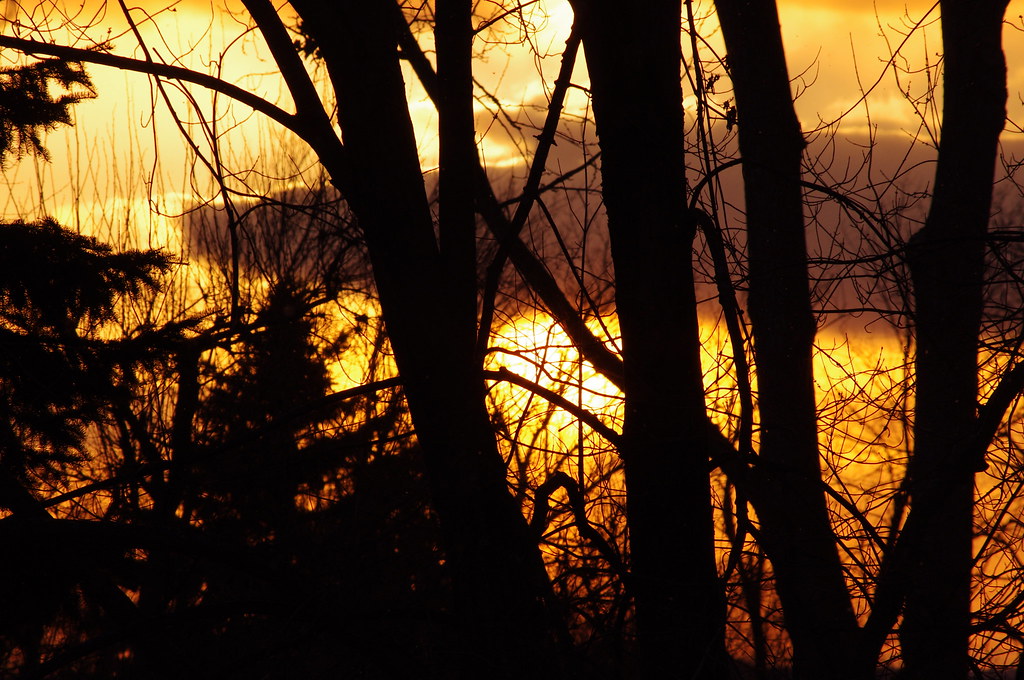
[[0, 34, 306, 139]]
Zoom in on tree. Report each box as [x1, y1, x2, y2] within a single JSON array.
[[712, 1, 863, 676], [882, 2, 1010, 677], [567, 1, 727, 676], [276, 1, 567, 675], [0, 164, 451, 680], [0, 57, 92, 165], [712, 1, 1011, 677], [0, 218, 171, 676]]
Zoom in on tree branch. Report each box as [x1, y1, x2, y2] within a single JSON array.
[[240, 0, 339, 142], [483, 367, 620, 446], [0, 35, 307, 140], [529, 470, 629, 583]]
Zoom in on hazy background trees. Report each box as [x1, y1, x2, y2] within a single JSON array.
[[1, 1, 1023, 678]]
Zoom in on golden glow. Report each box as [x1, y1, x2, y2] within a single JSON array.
[[485, 312, 621, 461], [3, 0, 1022, 229]]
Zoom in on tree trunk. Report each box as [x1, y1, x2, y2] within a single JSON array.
[[900, 2, 1008, 676], [569, 2, 728, 677], [713, 1, 864, 677], [286, 3, 565, 676]]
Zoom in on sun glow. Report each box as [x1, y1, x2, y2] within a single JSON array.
[[486, 308, 916, 471], [485, 311, 621, 463]]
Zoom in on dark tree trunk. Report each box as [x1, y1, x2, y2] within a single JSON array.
[[713, 1, 864, 677], [900, 2, 1008, 677], [436, 0, 478, 361], [569, 2, 728, 677], [285, 3, 565, 676]]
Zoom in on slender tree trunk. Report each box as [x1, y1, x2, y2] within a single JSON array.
[[569, 2, 728, 677], [285, 3, 565, 676], [900, 2, 1008, 676], [712, 1, 864, 677], [436, 0, 477, 365]]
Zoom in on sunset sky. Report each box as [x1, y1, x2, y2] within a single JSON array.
[[1, 0, 1022, 234]]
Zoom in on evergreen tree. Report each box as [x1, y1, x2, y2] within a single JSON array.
[[0, 218, 170, 674], [0, 217, 170, 505], [0, 58, 92, 165]]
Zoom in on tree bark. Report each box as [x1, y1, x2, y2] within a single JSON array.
[[569, 2, 728, 677], [713, 1, 864, 677], [899, 2, 1009, 677], [282, 3, 566, 676]]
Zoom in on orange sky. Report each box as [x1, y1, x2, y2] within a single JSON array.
[[0, 0, 1016, 428], [1, 0, 1022, 226]]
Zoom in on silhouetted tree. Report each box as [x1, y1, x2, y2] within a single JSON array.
[[874, 2, 1011, 677], [100, 281, 448, 680], [271, 2, 569, 675], [0, 58, 92, 165], [567, 1, 727, 676], [713, 1, 863, 676], [714, 0, 1011, 677], [0, 218, 170, 676]]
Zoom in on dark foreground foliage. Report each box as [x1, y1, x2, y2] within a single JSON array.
[[0, 220, 456, 679]]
